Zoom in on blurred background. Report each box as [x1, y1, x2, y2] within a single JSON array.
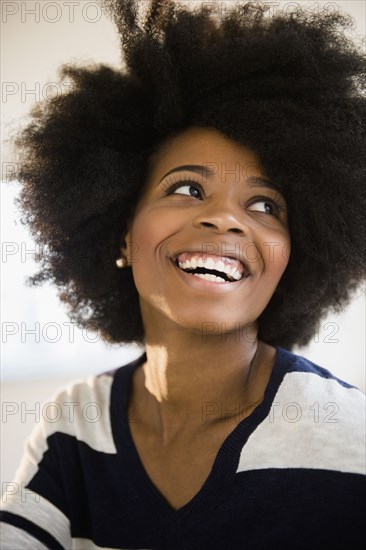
[[1, 0, 365, 485]]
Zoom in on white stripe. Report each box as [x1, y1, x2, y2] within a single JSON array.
[[0, 523, 48, 549], [1, 489, 71, 548], [237, 372, 366, 474], [12, 374, 117, 486]]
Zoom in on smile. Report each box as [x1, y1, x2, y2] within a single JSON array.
[[172, 252, 250, 285]]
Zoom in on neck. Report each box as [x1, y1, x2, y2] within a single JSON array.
[[129, 318, 275, 445]]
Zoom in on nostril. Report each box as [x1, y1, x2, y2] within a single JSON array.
[[200, 221, 216, 228], [197, 220, 245, 234], [200, 222, 243, 233]]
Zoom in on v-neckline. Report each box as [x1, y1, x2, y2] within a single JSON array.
[[110, 346, 292, 528]]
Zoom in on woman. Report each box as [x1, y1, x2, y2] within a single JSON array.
[[1, 1, 365, 548]]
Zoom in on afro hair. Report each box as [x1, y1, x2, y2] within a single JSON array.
[[7, 0, 366, 350]]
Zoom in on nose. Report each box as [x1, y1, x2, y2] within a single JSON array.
[[192, 203, 247, 235]]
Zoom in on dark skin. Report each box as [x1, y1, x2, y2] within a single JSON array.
[[123, 126, 291, 509]]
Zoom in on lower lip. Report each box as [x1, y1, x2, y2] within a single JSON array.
[[171, 259, 250, 292]]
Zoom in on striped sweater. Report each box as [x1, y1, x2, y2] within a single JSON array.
[[1, 346, 365, 549]]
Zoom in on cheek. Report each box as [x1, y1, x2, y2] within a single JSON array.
[[259, 232, 291, 280], [130, 207, 186, 262], [128, 211, 172, 289], [280, 240, 291, 272], [129, 213, 160, 262], [271, 238, 291, 283]]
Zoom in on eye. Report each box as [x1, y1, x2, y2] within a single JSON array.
[[248, 198, 283, 217], [163, 178, 203, 200], [172, 184, 201, 198]]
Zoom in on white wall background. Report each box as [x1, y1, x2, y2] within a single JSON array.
[[1, 0, 365, 487]]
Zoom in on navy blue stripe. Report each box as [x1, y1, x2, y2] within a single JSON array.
[[0, 510, 64, 549]]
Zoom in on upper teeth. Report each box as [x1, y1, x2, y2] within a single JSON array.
[[177, 255, 243, 281]]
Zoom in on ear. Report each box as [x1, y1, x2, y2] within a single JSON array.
[[120, 221, 133, 266]]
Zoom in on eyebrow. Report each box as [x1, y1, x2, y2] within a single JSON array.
[[160, 164, 215, 181], [159, 164, 284, 194]]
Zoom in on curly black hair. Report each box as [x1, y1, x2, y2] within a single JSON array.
[[7, 0, 366, 350]]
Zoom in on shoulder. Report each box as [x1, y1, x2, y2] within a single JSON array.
[[275, 346, 365, 409], [21, 354, 145, 461], [42, 351, 146, 422], [38, 369, 116, 445], [274, 348, 365, 431], [55, 353, 145, 438], [238, 347, 365, 476]]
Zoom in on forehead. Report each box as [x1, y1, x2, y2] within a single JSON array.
[[146, 125, 264, 183]]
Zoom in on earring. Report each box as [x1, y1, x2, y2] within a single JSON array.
[[116, 254, 128, 268]]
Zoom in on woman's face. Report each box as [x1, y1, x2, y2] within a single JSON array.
[[124, 126, 291, 336]]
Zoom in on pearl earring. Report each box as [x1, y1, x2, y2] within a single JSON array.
[[116, 255, 128, 268]]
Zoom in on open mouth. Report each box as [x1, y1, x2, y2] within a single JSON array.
[[173, 252, 249, 284]]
